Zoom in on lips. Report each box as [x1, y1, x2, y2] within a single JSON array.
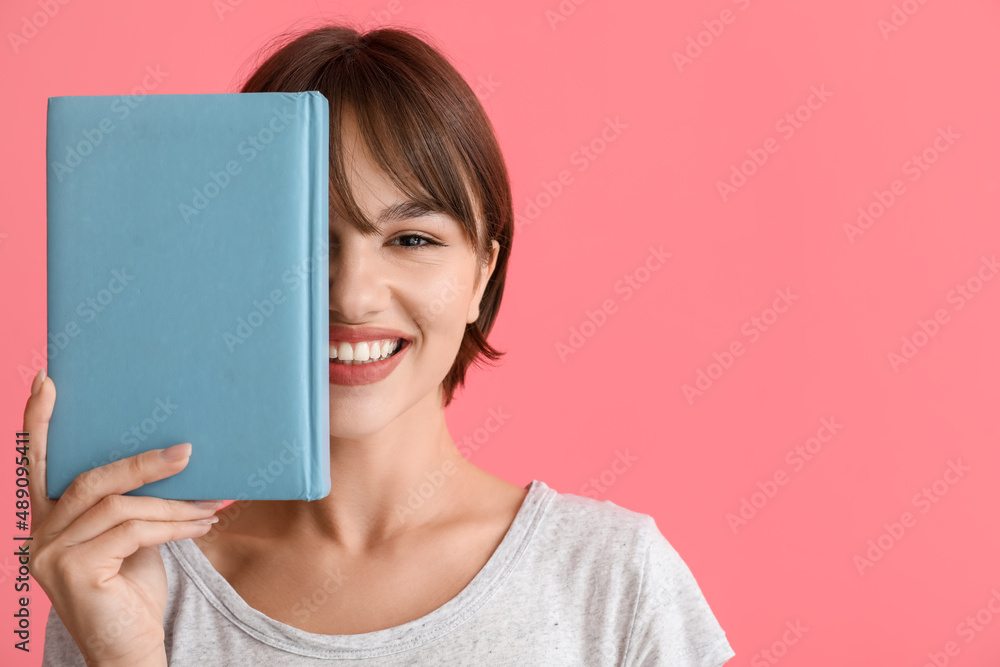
[[329, 338, 410, 385]]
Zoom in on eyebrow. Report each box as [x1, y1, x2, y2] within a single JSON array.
[[375, 200, 444, 226]]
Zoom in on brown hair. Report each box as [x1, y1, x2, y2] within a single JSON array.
[[238, 23, 513, 407]]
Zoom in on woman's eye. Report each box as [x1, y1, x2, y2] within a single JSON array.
[[393, 234, 442, 249]]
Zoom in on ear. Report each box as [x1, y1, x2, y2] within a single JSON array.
[[467, 239, 500, 324]]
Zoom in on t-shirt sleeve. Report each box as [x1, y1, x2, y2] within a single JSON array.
[[623, 516, 735, 667]]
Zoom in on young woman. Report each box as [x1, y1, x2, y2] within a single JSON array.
[[28, 24, 735, 666]]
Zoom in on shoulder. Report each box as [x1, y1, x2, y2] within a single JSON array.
[[535, 481, 667, 568], [532, 481, 735, 666], [526, 481, 685, 598]]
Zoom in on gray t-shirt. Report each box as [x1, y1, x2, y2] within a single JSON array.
[[42, 480, 735, 666]]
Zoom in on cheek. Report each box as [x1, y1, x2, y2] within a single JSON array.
[[412, 274, 473, 334]]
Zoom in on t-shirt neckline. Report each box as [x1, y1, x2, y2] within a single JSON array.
[[164, 479, 555, 660]]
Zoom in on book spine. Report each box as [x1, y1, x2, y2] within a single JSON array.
[[306, 92, 331, 501]]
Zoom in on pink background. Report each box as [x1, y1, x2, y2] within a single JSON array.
[[3, 0, 1000, 664]]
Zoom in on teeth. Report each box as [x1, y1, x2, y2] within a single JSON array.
[[330, 338, 401, 365]]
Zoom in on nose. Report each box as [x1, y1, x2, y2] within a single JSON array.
[[329, 235, 387, 322]]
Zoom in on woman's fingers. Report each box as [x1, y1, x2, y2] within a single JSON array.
[[42, 443, 196, 538], [76, 518, 218, 581], [24, 371, 217, 549], [24, 370, 56, 529], [58, 495, 223, 546]]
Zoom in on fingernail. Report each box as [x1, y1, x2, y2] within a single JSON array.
[[160, 443, 192, 461], [30, 369, 46, 396], [192, 499, 224, 509], [193, 516, 219, 524]]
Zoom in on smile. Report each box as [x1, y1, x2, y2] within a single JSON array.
[[330, 338, 405, 365], [328, 339, 411, 386]]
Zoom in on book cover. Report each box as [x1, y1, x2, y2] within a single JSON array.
[[45, 91, 330, 501]]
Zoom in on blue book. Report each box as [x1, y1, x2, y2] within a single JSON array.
[[45, 92, 330, 501]]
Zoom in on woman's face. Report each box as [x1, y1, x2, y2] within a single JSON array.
[[328, 112, 498, 438]]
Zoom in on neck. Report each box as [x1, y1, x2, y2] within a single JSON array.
[[230, 386, 475, 554]]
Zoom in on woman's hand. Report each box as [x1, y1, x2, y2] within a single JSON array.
[[24, 371, 223, 667]]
